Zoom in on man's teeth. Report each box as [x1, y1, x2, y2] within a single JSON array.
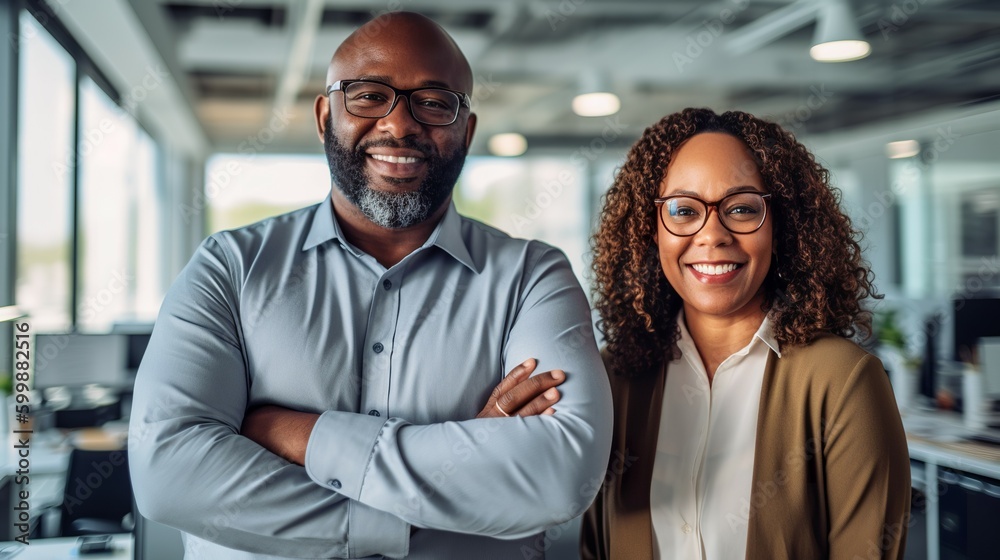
[[371, 154, 420, 164], [691, 263, 740, 275]]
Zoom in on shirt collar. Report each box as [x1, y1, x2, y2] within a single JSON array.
[[755, 315, 782, 357], [429, 202, 479, 273], [302, 196, 341, 251], [675, 309, 782, 360], [302, 197, 479, 274]]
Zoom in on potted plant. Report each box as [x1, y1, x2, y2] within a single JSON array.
[[875, 308, 920, 410]]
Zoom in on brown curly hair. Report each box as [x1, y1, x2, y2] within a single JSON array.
[[592, 108, 880, 376]]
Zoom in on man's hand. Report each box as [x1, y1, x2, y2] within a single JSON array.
[[242, 359, 562, 465], [476, 358, 565, 418], [241, 405, 319, 466]]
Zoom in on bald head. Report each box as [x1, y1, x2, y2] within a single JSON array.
[[328, 12, 473, 94]]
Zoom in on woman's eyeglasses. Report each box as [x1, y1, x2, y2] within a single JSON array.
[[654, 192, 771, 236]]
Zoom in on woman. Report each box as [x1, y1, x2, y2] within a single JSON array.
[[581, 108, 910, 559]]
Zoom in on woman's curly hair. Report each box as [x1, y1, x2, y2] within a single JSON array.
[[592, 108, 880, 376]]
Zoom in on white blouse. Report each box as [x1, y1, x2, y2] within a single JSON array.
[[650, 313, 780, 560]]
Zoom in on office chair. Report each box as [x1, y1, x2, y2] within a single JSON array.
[[59, 448, 134, 536]]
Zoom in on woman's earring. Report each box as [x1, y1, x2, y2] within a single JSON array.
[[772, 251, 785, 281]]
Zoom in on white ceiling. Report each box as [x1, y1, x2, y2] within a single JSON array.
[[45, 0, 1000, 157]]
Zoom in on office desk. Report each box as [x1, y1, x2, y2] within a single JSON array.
[[0, 533, 132, 559], [0, 425, 129, 478], [903, 409, 1000, 560], [0, 431, 72, 541], [0, 427, 128, 541]]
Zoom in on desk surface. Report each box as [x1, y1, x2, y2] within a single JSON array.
[[0, 533, 132, 559], [903, 408, 1000, 479], [0, 424, 129, 479]]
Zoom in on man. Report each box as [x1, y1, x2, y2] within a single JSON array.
[[130, 12, 612, 559]]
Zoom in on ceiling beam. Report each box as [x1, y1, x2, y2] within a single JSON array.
[[45, 0, 209, 157], [272, 0, 323, 125], [177, 20, 488, 74], [724, 0, 819, 55]]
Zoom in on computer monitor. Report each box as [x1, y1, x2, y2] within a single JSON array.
[[979, 337, 1000, 398], [920, 314, 939, 401], [33, 333, 127, 389], [953, 297, 1000, 362], [125, 333, 151, 372]]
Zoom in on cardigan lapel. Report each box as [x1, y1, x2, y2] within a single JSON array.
[[611, 359, 667, 559], [616, 350, 782, 560]]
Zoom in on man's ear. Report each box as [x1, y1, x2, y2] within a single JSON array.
[[314, 95, 330, 143], [464, 112, 477, 150]]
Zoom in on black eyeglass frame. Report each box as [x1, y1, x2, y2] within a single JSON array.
[[653, 192, 772, 237], [326, 79, 472, 126]]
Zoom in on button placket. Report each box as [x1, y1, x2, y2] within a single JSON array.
[[360, 273, 400, 423]]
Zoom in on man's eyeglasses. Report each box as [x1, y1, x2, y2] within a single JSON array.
[[327, 79, 471, 126], [654, 192, 772, 236]]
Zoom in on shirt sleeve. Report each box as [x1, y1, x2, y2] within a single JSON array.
[[304, 244, 614, 538], [128, 236, 410, 559], [823, 354, 911, 560]]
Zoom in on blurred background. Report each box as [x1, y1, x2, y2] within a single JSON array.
[[1, 0, 1000, 558]]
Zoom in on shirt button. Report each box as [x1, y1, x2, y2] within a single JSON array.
[[383, 279, 392, 290], [368, 409, 380, 417], [373, 342, 384, 353], [329, 479, 342, 489], [682, 523, 692, 534]]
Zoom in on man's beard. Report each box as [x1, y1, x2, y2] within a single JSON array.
[[323, 118, 467, 229]]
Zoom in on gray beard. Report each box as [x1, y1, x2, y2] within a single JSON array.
[[323, 117, 467, 229], [351, 186, 429, 229]]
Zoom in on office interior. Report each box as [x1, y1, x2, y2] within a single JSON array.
[[0, 0, 999, 558]]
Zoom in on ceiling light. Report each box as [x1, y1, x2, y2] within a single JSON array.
[[0, 306, 26, 323], [488, 133, 528, 157], [810, 0, 871, 62], [573, 91, 622, 117], [572, 70, 620, 117], [886, 140, 921, 159], [572, 92, 621, 117]]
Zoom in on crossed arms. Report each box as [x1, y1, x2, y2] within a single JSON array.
[[129, 236, 613, 558]]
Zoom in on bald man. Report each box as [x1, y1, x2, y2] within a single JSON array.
[[130, 12, 612, 559]]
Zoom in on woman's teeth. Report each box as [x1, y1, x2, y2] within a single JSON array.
[[371, 154, 420, 164], [691, 263, 740, 275]]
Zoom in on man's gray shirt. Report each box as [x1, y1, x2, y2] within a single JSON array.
[[129, 198, 613, 559]]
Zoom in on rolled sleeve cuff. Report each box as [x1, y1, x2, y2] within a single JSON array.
[[305, 410, 387, 500], [348, 501, 409, 558]]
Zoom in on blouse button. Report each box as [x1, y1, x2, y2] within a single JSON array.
[[682, 523, 692, 534]]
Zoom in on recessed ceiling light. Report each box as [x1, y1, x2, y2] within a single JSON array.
[[572, 92, 621, 117], [488, 133, 528, 157], [885, 140, 921, 159]]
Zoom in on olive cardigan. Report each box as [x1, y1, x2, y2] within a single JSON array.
[[581, 334, 911, 560]]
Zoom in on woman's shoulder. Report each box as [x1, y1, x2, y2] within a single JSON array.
[[776, 332, 887, 392], [783, 332, 872, 360]]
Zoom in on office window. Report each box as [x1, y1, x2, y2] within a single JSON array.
[[132, 128, 164, 320], [205, 154, 330, 233], [15, 11, 75, 331], [77, 77, 164, 330], [204, 154, 592, 290], [455, 157, 589, 288]]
